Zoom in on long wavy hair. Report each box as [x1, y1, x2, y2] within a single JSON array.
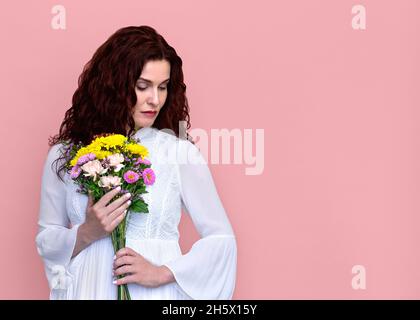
[[49, 25, 192, 182]]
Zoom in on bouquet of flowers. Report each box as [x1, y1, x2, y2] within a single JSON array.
[[64, 133, 156, 300]]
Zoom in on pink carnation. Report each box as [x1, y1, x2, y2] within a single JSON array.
[[70, 166, 82, 179], [142, 168, 155, 185], [77, 153, 96, 166], [135, 157, 151, 166], [123, 170, 140, 184]]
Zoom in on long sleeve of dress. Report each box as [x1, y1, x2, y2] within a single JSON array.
[[35, 143, 81, 291], [163, 140, 238, 300]]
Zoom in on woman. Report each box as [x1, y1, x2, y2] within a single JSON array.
[[35, 25, 237, 299]]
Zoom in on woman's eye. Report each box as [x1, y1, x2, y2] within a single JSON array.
[[136, 86, 167, 91]]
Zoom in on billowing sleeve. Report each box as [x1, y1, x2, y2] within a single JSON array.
[[35, 143, 81, 291], [163, 139, 237, 300]]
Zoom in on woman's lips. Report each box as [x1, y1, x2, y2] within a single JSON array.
[[141, 111, 157, 118]]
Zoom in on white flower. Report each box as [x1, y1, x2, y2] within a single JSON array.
[[81, 160, 108, 181], [107, 153, 124, 166], [113, 164, 125, 172], [98, 175, 122, 189], [106, 153, 125, 173]]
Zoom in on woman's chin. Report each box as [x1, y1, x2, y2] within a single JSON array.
[[138, 120, 155, 127], [135, 123, 153, 131]]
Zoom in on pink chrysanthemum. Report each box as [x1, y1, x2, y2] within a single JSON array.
[[70, 166, 82, 179], [123, 170, 140, 184], [142, 168, 156, 185], [135, 157, 151, 166], [77, 153, 96, 166]]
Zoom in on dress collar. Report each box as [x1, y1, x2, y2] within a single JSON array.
[[131, 126, 157, 141]]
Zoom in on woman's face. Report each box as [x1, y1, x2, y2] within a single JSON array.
[[132, 59, 171, 130]]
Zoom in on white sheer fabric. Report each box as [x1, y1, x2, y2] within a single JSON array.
[[35, 127, 237, 299]]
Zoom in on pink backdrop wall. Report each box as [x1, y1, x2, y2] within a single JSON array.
[[0, 0, 419, 299]]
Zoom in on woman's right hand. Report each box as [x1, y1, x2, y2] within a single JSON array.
[[83, 186, 132, 243]]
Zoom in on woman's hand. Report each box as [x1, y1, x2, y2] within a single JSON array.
[[72, 187, 131, 258], [113, 247, 175, 288], [84, 186, 131, 242]]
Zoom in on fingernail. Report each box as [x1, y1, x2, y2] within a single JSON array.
[[116, 186, 121, 191], [123, 209, 127, 215], [113, 254, 116, 260], [112, 280, 117, 285]]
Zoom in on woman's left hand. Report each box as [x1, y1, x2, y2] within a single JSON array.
[[113, 247, 165, 288]]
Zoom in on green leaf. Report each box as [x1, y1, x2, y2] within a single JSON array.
[[130, 199, 149, 213]]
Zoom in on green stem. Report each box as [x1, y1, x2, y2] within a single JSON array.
[[112, 216, 132, 300]]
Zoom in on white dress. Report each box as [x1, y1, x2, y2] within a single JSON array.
[[35, 126, 237, 300]]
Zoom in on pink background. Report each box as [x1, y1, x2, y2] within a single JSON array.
[[0, 0, 419, 299]]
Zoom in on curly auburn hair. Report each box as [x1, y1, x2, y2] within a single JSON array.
[[48, 25, 193, 182]]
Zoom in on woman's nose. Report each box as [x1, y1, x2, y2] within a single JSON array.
[[148, 88, 160, 106]]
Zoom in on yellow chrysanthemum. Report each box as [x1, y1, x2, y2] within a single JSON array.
[[93, 134, 127, 149], [69, 134, 148, 167], [125, 143, 149, 158], [94, 150, 113, 160], [70, 134, 126, 166], [70, 146, 92, 167]]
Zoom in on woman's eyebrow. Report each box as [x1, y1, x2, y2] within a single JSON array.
[[138, 77, 170, 84]]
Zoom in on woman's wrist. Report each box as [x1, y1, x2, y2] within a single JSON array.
[[78, 223, 96, 245], [157, 265, 176, 286], [72, 223, 96, 258]]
